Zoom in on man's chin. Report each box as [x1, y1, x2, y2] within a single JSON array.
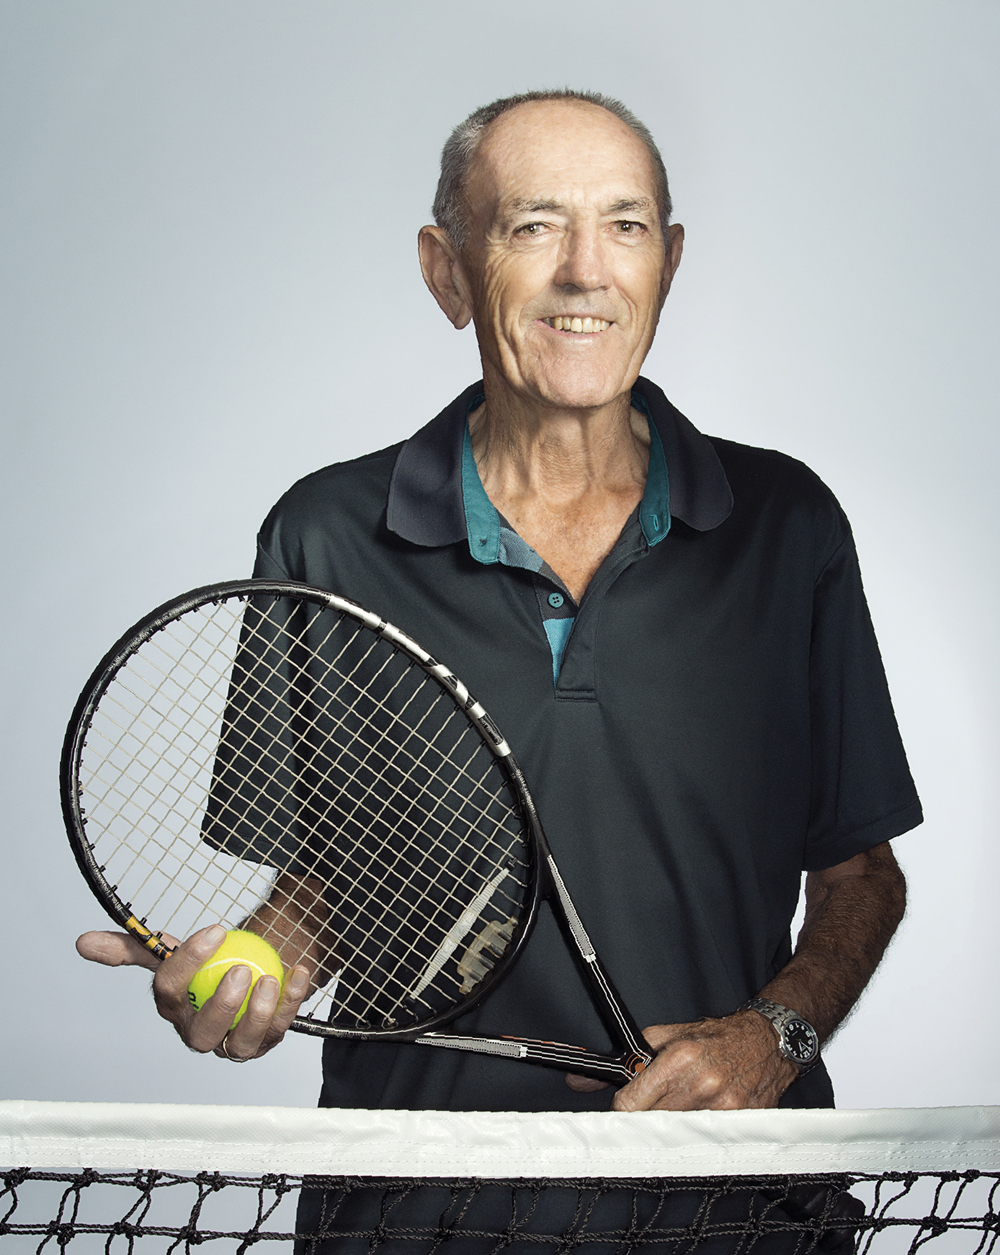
[[534, 382, 634, 413], [502, 370, 636, 414]]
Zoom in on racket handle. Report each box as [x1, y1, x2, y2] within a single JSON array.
[[417, 1031, 652, 1086]]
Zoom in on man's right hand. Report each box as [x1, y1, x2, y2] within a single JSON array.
[[76, 924, 312, 1062]]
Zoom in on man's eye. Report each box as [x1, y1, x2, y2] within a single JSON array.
[[516, 222, 544, 235], [616, 221, 643, 235]]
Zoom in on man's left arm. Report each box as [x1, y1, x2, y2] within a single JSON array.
[[579, 841, 906, 1111]]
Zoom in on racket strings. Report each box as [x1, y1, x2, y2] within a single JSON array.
[[78, 593, 532, 1030], [214, 703, 522, 1023], [212, 607, 526, 880], [202, 609, 529, 983], [89, 692, 519, 983], [207, 603, 528, 1023], [84, 615, 524, 1021], [85, 609, 512, 915], [80, 611, 297, 922], [85, 687, 506, 1019], [81, 612, 274, 927], [209, 607, 521, 893], [87, 604, 510, 901]]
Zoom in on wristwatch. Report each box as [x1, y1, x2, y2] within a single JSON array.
[[744, 996, 820, 1074]]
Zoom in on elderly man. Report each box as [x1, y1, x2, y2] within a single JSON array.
[[79, 89, 919, 1117]]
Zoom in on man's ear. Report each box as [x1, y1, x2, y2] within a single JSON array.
[[418, 226, 474, 329], [659, 223, 685, 306]]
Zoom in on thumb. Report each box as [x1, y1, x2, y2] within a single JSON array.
[[612, 1035, 679, 1112], [76, 930, 166, 972], [565, 1072, 610, 1093], [612, 1063, 663, 1112]]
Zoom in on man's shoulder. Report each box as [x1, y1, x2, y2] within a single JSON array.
[[704, 435, 852, 564], [255, 442, 404, 580], [708, 435, 832, 492], [262, 442, 402, 529], [708, 435, 846, 514], [272, 442, 402, 511], [635, 380, 842, 537]]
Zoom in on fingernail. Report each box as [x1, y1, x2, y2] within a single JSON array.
[[288, 968, 309, 994], [231, 965, 252, 990], [205, 925, 226, 946]]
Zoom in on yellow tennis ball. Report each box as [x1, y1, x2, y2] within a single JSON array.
[[187, 930, 284, 1028]]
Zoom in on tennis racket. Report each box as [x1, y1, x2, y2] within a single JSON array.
[[61, 580, 653, 1085]]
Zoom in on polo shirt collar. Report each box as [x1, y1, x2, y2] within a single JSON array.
[[385, 377, 733, 548]]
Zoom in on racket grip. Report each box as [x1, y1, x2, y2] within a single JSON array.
[[417, 1031, 652, 1086], [517, 1038, 653, 1086]]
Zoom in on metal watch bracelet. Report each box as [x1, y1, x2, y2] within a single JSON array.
[[743, 996, 820, 1075]]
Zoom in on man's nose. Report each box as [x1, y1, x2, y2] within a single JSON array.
[[554, 227, 611, 292]]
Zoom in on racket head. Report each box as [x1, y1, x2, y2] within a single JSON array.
[[61, 580, 542, 1038]]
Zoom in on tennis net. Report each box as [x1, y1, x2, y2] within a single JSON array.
[[2, 1100, 998, 1252]]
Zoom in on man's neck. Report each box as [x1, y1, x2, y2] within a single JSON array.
[[468, 382, 650, 603], [468, 386, 649, 501]]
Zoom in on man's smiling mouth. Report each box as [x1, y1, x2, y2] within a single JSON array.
[[542, 316, 611, 334]]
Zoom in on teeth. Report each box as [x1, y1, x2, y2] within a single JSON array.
[[548, 317, 609, 333]]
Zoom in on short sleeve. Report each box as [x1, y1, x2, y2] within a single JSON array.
[[804, 529, 922, 869], [254, 537, 293, 581]]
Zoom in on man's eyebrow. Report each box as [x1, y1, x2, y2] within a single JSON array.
[[605, 197, 656, 215], [496, 195, 657, 226], [502, 196, 656, 217], [505, 197, 564, 214]]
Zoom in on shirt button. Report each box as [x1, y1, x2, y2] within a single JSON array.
[[547, 592, 564, 608]]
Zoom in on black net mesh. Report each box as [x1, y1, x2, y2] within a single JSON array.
[[3, 1167, 998, 1253]]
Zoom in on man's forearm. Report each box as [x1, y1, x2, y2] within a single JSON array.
[[609, 841, 906, 1110], [760, 841, 906, 1042], [243, 872, 335, 994]]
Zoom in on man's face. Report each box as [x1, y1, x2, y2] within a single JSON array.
[[457, 100, 681, 412]]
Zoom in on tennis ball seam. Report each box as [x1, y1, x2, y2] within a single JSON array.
[[194, 959, 269, 980]]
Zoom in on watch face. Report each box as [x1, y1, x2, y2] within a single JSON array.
[[783, 1018, 819, 1064]]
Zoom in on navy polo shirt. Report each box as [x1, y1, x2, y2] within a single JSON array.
[[253, 376, 922, 1113]]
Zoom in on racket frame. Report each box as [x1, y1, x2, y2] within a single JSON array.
[[62, 580, 653, 1085]]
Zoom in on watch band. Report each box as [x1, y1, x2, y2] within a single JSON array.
[[744, 996, 820, 1075]]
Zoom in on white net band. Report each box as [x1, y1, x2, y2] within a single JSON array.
[[2, 1100, 997, 1178]]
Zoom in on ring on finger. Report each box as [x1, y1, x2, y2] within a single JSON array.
[[220, 1034, 252, 1063]]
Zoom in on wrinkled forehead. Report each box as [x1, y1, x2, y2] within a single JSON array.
[[465, 100, 660, 228]]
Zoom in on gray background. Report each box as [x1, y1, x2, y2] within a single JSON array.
[[2, 1, 996, 1113]]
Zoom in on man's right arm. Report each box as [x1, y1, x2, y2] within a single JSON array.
[[76, 872, 325, 1062]]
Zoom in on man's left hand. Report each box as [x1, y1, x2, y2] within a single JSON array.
[[566, 1010, 797, 1111]]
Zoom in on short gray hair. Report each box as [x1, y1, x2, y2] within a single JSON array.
[[432, 89, 672, 250]]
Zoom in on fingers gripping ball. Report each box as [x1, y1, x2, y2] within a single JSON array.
[[187, 930, 284, 1028]]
